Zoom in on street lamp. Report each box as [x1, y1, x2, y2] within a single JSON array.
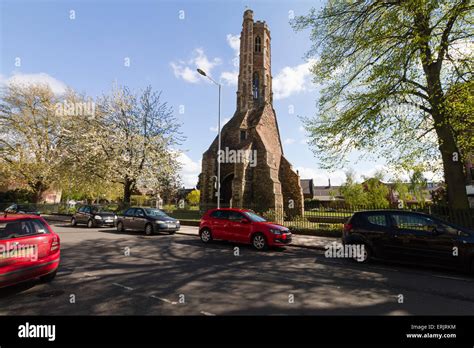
[[197, 68, 222, 209]]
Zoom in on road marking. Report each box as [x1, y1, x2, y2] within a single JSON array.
[[200, 311, 216, 316], [150, 295, 177, 305], [112, 283, 134, 291], [432, 274, 472, 282]]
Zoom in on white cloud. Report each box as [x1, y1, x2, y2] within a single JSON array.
[[273, 59, 317, 100], [210, 117, 230, 132], [220, 71, 238, 86], [170, 48, 222, 84], [0, 72, 67, 94], [296, 167, 347, 186], [177, 152, 201, 188], [284, 138, 295, 145], [220, 33, 240, 86], [226, 34, 240, 55]]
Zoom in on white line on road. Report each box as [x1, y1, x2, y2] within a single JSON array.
[[112, 283, 134, 291], [150, 295, 177, 305], [432, 274, 473, 282], [200, 311, 216, 316]]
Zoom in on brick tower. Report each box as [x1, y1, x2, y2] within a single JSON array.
[[199, 9, 304, 217]]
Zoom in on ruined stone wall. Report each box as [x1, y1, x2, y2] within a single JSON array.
[[279, 156, 304, 218]]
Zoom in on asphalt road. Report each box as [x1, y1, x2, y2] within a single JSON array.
[[1, 223, 474, 315]]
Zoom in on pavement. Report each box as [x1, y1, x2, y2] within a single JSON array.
[[1, 221, 474, 315]]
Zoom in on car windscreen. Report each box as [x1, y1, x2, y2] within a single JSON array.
[[144, 209, 168, 218], [244, 211, 267, 222]]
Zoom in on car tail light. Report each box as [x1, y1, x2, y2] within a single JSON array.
[[343, 223, 353, 232], [50, 235, 60, 252]]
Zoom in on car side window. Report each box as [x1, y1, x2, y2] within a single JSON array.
[[124, 208, 135, 216], [392, 213, 435, 232], [135, 209, 145, 217], [366, 214, 387, 227], [210, 211, 230, 219], [228, 211, 244, 221], [83, 206, 91, 214]]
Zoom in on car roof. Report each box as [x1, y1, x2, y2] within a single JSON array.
[[209, 208, 252, 212], [0, 214, 43, 221], [356, 210, 429, 215]]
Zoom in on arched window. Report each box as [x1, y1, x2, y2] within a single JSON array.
[[253, 72, 259, 100], [255, 36, 261, 53]]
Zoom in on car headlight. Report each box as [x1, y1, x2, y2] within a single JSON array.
[[114, 215, 117, 219], [176, 220, 180, 225], [156, 221, 166, 226], [94, 215, 103, 220], [270, 228, 284, 235]]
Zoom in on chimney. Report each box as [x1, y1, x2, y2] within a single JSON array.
[[328, 178, 331, 188]]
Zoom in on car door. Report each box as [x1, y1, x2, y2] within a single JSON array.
[[354, 212, 392, 257], [133, 208, 148, 231], [388, 212, 456, 265], [226, 211, 251, 243], [122, 208, 136, 230], [209, 210, 230, 240], [76, 206, 85, 224]]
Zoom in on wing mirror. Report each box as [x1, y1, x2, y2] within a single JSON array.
[[240, 218, 250, 224]]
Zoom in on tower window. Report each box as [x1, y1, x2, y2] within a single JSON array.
[[252, 72, 259, 100], [255, 36, 261, 53], [240, 130, 247, 142]]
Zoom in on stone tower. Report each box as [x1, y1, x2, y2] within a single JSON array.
[[199, 9, 304, 217]]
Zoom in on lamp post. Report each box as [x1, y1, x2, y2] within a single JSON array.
[[197, 68, 222, 209]]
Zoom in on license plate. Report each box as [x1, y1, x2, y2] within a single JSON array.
[[105, 220, 113, 223], [168, 224, 175, 228]]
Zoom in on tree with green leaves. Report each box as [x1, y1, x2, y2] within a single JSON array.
[[0, 83, 66, 202], [77, 85, 183, 204], [186, 189, 200, 206], [339, 170, 369, 207], [409, 167, 429, 207], [293, 0, 473, 209]]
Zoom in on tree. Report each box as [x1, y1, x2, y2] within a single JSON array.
[[445, 80, 474, 158], [0, 83, 66, 202], [409, 167, 429, 207], [339, 170, 368, 207], [293, 0, 473, 209], [80, 85, 183, 204], [186, 189, 200, 206], [362, 171, 390, 207]]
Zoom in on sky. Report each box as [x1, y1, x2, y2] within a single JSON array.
[[0, 0, 394, 188]]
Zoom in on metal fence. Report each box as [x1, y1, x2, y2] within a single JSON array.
[[1, 201, 473, 231]]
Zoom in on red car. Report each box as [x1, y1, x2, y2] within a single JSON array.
[[199, 208, 292, 250], [0, 215, 60, 288]]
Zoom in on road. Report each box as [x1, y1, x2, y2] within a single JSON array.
[[1, 222, 474, 315]]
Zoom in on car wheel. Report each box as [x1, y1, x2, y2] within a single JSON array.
[[168, 231, 176, 235], [145, 223, 154, 236], [352, 243, 371, 263], [117, 221, 124, 232], [71, 217, 77, 227], [200, 228, 212, 243], [40, 270, 57, 283], [252, 233, 267, 251], [87, 219, 94, 228]]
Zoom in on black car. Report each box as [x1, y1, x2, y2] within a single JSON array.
[[116, 207, 180, 235], [342, 210, 474, 273], [3, 204, 41, 216], [71, 205, 117, 228]]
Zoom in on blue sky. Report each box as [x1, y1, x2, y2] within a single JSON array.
[[0, 0, 391, 188]]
